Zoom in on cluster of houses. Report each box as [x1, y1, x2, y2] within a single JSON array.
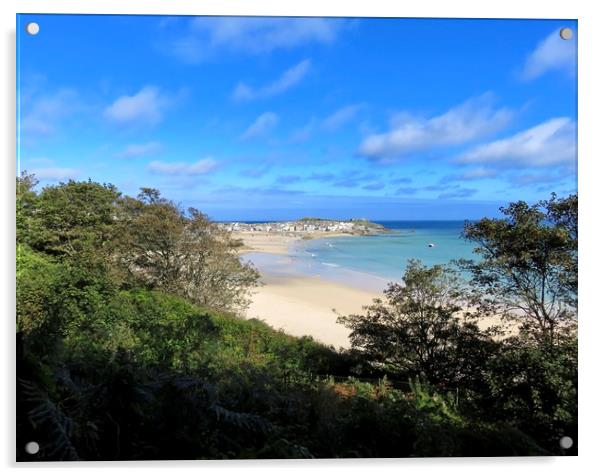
[[219, 219, 384, 235]]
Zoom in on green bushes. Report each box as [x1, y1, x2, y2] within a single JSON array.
[[74, 288, 342, 378], [16, 176, 576, 459], [17, 278, 549, 459]]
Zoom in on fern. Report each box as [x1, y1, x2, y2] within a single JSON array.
[[19, 378, 80, 460]]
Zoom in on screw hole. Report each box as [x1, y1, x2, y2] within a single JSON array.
[[25, 22, 40, 36], [25, 441, 40, 455], [559, 28, 573, 40], [559, 436, 573, 449]]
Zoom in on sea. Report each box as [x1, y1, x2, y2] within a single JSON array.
[[242, 221, 477, 292]]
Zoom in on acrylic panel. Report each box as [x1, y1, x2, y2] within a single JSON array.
[[16, 14, 577, 461]]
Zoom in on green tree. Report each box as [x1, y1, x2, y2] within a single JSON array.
[[22, 179, 121, 258], [477, 335, 577, 453], [115, 189, 259, 312], [459, 194, 577, 346], [16, 171, 39, 244], [337, 260, 495, 388]]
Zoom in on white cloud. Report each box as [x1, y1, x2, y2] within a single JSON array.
[[30, 166, 80, 181], [169, 17, 345, 63], [117, 141, 163, 158], [321, 104, 363, 131], [148, 158, 218, 175], [20, 89, 78, 136], [241, 112, 279, 140], [358, 94, 512, 162], [521, 29, 576, 80], [457, 118, 576, 167], [232, 59, 311, 101], [104, 86, 169, 126]]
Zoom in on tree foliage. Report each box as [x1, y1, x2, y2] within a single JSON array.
[[338, 260, 497, 390], [459, 194, 577, 346], [113, 189, 259, 312]]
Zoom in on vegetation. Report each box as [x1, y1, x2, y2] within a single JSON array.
[[459, 194, 577, 346], [16, 173, 577, 460], [338, 261, 497, 390]]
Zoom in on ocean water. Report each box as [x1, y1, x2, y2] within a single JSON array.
[[243, 221, 477, 292]]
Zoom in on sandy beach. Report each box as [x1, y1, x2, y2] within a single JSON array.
[[232, 231, 350, 255], [238, 232, 514, 349], [234, 231, 377, 347], [246, 272, 378, 348]]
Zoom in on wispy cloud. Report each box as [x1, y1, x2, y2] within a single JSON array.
[[104, 86, 170, 127], [232, 59, 311, 101], [390, 177, 413, 185], [441, 166, 498, 183], [30, 166, 80, 181], [165, 17, 346, 63], [362, 182, 385, 191], [148, 158, 218, 175], [438, 188, 477, 199], [291, 104, 363, 142], [290, 117, 318, 143], [520, 29, 576, 80], [116, 141, 163, 158], [241, 165, 271, 178], [20, 89, 79, 137], [241, 112, 279, 140], [512, 171, 569, 187], [457, 118, 576, 167], [358, 94, 513, 162], [308, 172, 336, 182], [275, 174, 302, 185], [332, 170, 379, 189], [321, 104, 363, 131], [395, 187, 419, 196]]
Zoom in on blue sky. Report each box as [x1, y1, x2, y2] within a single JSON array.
[[17, 15, 577, 220]]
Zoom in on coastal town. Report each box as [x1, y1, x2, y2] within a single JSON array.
[[219, 218, 387, 236]]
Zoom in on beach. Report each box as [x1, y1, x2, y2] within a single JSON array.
[[245, 273, 378, 348], [237, 226, 514, 348], [232, 231, 351, 255], [235, 230, 380, 348]]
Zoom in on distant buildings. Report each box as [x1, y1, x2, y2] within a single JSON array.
[[219, 219, 385, 236]]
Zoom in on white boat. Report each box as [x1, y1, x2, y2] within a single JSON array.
[[428, 243, 436, 248]]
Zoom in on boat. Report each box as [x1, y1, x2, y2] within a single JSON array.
[[428, 243, 436, 248]]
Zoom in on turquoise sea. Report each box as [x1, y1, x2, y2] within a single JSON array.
[[243, 221, 477, 292]]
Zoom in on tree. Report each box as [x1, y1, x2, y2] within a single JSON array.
[[114, 189, 259, 312], [545, 193, 577, 308], [478, 334, 577, 453], [459, 195, 577, 346], [337, 260, 495, 388], [16, 171, 39, 244], [22, 179, 121, 258]]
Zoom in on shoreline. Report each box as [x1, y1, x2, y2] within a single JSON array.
[[237, 232, 514, 348], [232, 230, 355, 255], [236, 231, 383, 348]]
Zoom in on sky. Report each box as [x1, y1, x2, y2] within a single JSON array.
[[17, 15, 577, 220]]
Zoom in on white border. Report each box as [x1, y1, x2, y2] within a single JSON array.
[[2, 1, 601, 475]]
